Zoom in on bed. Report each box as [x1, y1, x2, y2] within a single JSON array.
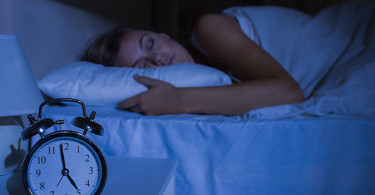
[[34, 2, 375, 194], [39, 107, 375, 194]]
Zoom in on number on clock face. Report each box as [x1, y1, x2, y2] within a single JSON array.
[[27, 137, 102, 195]]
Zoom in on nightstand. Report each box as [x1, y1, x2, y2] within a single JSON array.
[[0, 156, 177, 195], [102, 156, 177, 195]]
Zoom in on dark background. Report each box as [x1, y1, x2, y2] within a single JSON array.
[[55, 0, 354, 43]]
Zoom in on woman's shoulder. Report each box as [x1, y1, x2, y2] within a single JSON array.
[[193, 13, 242, 48], [194, 14, 237, 38], [193, 13, 251, 59], [195, 13, 229, 26]]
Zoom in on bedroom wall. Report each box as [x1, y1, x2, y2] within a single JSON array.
[[0, 0, 121, 80], [0, 0, 152, 81], [0, 0, 13, 34]]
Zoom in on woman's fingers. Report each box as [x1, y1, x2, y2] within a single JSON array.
[[130, 105, 144, 114], [117, 95, 138, 110], [117, 97, 145, 114], [133, 74, 167, 88], [117, 75, 177, 115]]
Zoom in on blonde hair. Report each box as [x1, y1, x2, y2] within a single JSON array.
[[80, 26, 137, 66]]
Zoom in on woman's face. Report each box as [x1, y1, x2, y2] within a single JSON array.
[[114, 30, 194, 68]]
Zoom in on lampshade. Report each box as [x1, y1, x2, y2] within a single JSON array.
[[0, 34, 44, 116]]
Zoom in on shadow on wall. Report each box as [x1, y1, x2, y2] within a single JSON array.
[[5, 139, 26, 195]]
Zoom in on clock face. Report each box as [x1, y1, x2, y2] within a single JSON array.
[[23, 131, 106, 195]]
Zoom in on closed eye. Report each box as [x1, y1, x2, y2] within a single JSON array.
[[146, 38, 154, 51], [140, 34, 155, 51]]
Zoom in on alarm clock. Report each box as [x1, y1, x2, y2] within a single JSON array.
[[21, 98, 107, 195]]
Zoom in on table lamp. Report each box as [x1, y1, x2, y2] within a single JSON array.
[[0, 34, 44, 175]]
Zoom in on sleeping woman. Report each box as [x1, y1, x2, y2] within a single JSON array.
[[80, 9, 304, 116]]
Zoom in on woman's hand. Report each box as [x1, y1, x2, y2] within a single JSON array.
[[117, 75, 184, 115]]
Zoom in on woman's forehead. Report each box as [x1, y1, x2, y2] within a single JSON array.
[[116, 30, 157, 66]]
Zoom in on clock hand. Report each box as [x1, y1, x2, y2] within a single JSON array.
[[58, 143, 79, 190], [67, 174, 79, 190], [59, 143, 66, 169], [57, 175, 64, 187], [58, 168, 78, 190]]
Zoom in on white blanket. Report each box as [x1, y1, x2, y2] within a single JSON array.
[[225, 2, 375, 119]]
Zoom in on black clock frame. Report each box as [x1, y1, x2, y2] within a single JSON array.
[[22, 130, 107, 195]]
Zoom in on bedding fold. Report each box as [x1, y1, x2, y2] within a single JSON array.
[[234, 2, 375, 119]]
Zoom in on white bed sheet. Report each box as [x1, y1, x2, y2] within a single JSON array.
[[38, 106, 375, 195], [242, 2, 375, 119]]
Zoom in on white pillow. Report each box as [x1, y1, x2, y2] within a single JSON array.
[[38, 61, 232, 107]]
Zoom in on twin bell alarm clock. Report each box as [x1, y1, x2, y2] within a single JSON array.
[[21, 98, 107, 195]]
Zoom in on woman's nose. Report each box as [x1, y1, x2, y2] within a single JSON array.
[[151, 52, 169, 66]]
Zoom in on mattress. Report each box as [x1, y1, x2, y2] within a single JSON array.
[[37, 106, 375, 194]]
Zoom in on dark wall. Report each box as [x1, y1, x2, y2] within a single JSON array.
[[54, 0, 153, 28], [55, 0, 356, 42]]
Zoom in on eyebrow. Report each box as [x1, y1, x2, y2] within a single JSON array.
[[132, 34, 146, 67]]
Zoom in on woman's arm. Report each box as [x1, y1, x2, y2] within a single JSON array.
[[117, 14, 303, 115], [187, 14, 303, 114]]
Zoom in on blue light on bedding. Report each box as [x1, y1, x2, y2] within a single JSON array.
[[237, 2, 375, 119], [41, 106, 375, 195], [33, 2, 375, 194]]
